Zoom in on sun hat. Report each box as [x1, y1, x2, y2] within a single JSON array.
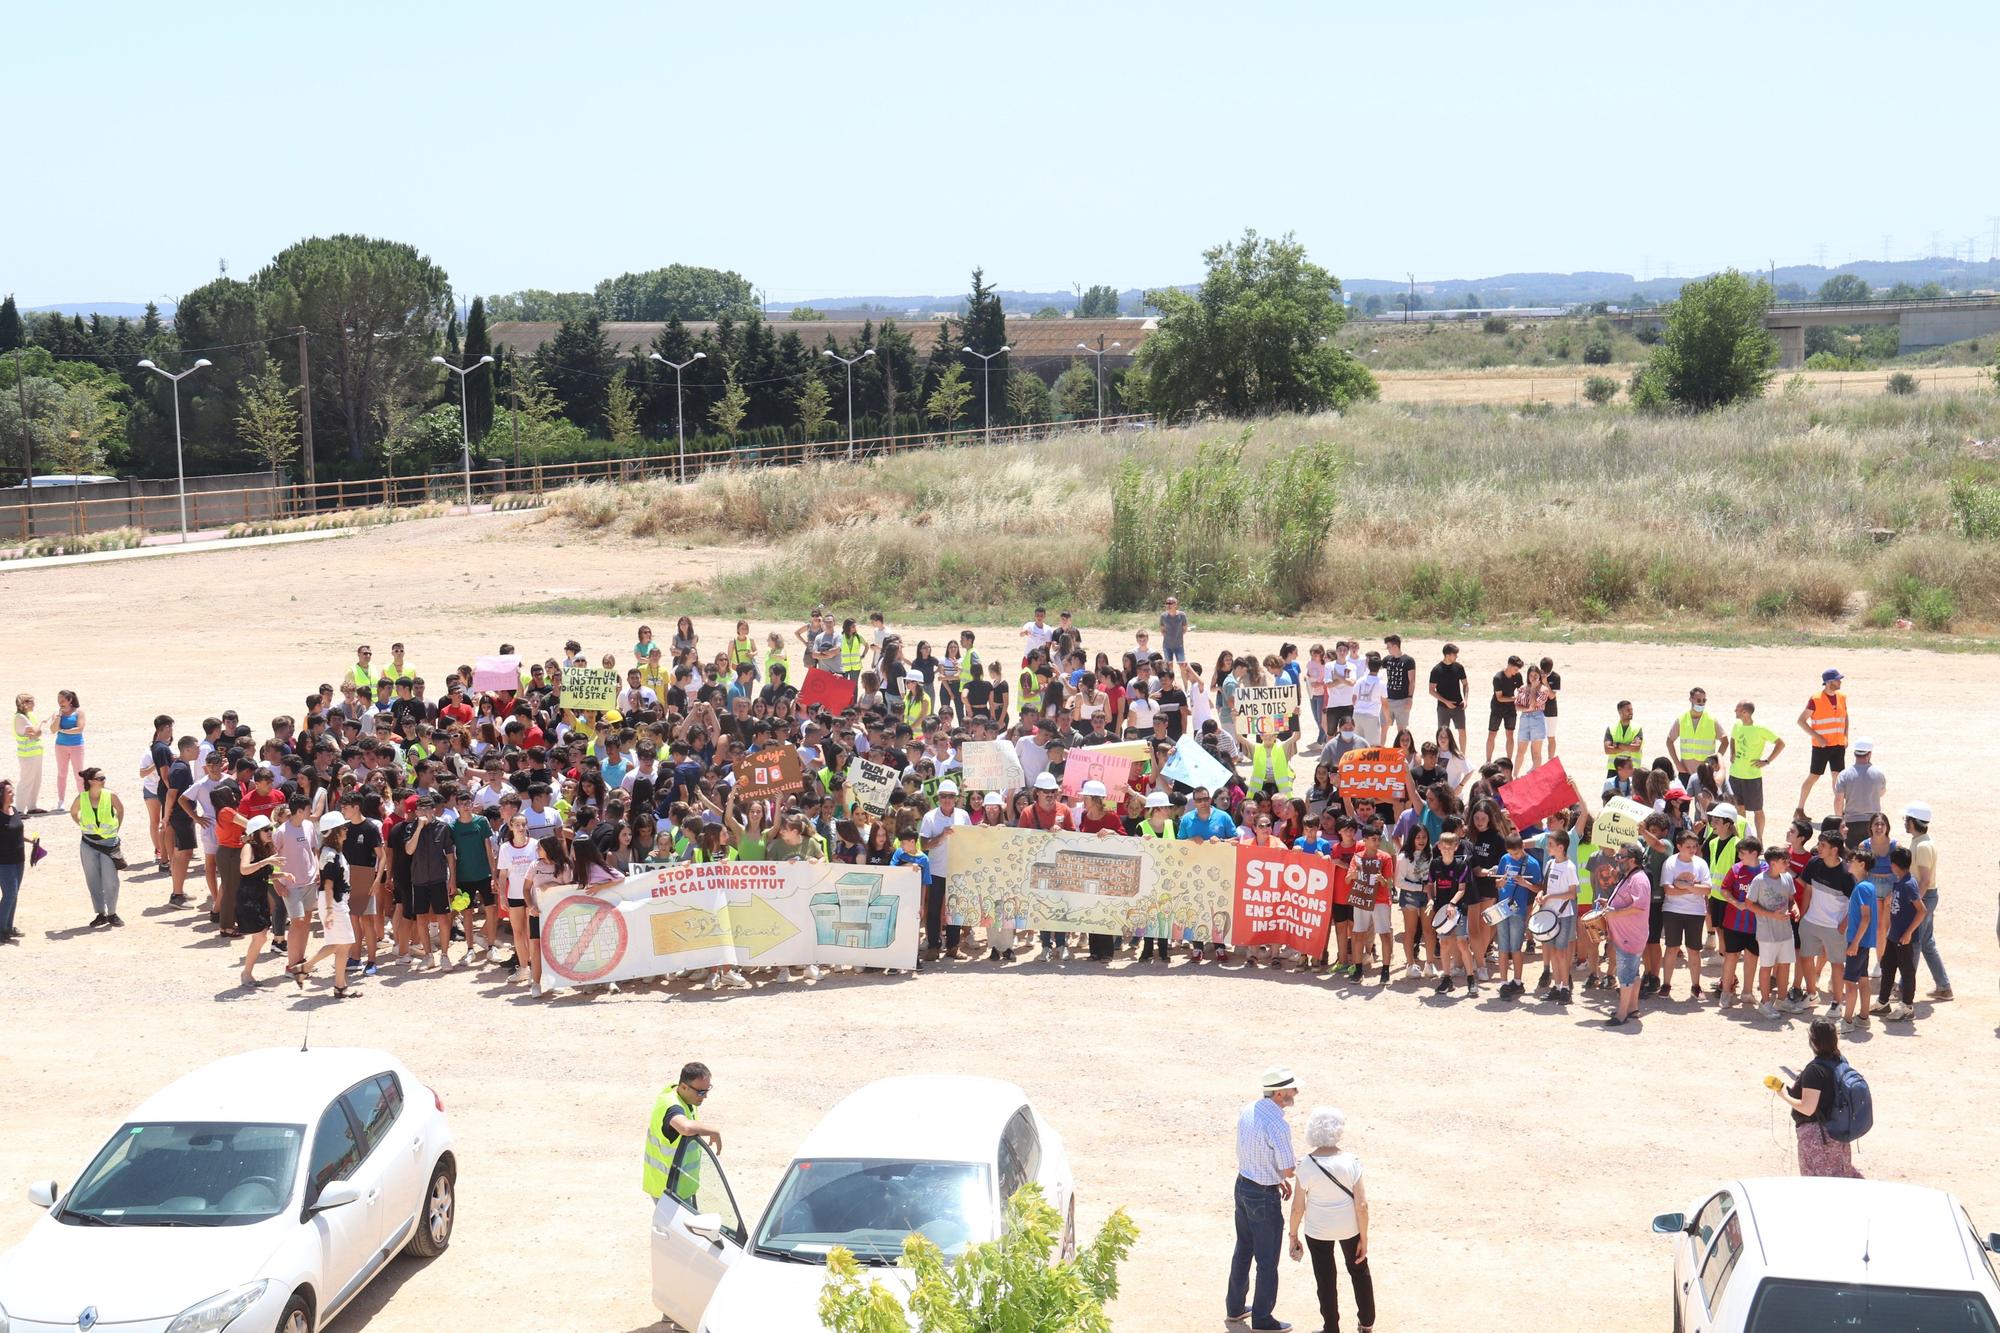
[[1708, 803, 1739, 823], [241, 815, 272, 836], [1145, 791, 1171, 809], [1080, 779, 1108, 799], [1821, 668, 1842, 683], [1261, 1066, 1298, 1093], [1903, 801, 1932, 823], [1033, 772, 1060, 792], [1852, 737, 1874, 753]]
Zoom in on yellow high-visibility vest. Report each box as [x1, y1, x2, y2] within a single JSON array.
[[840, 635, 867, 675], [1676, 711, 1720, 766], [642, 1085, 701, 1202], [1250, 742, 1292, 791], [79, 789, 119, 838], [13, 715, 42, 759]]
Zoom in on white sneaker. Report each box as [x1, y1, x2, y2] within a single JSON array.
[[777, 967, 797, 983], [706, 971, 723, 991], [1756, 1001, 1780, 1019], [804, 964, 822, 982], [1779, 998, 1809, 1014], [529, 979, 542, 997], [728, 970, 752, 989]]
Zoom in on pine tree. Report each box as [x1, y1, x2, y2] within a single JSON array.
[[462, 296, 494, 441], [0, 294, 21, 352], [796, 373, 832, 445], [708, 369, 749, 443], [139, 301, 163, 342], [927, 363, 972, 432]]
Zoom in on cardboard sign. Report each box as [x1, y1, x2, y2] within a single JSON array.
[[1233, 685, 1298, 725], [472, 654, 520, 694], [1336, 746, 1409, 800], [1063, 748, 1134, 802], [1160, 733, 1234, 793], [560, 667, 621, 712], [960, 740, 1025, 793], [734, 745, 806, 802], [1232, 844, 1335, 953], [848, 757, 898, 815], [1595, 795, 1652, 850], [799, 666, 857, 715], [1499, 757, 1581, 828]]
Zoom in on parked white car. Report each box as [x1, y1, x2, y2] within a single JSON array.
[[1653, 1177, 2000, 1332], [651, 1074, 1075, 1333], [0, 1047, 455, 1333]]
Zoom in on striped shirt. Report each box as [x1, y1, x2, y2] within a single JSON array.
[[1236, 1097, 1296, 1186]]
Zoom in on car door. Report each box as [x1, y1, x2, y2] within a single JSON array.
[[1677, 1190, 1736, 1332], [304, 1097, 384, 1304], [649, 1139, 748, 1330], [345, 1073, 424, 1254]]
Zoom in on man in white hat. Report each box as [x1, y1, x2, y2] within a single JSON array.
[[1227, 1066, 1298, 1331], [918, 780, 970, 962], [1832, 738, 1886, 853], [1903, 801, 1951, 1001]]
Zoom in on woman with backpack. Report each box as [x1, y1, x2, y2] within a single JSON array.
[[1776, 1019, 1866, 1178]]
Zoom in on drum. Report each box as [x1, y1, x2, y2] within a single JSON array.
[[1431, 903, 1461, 934], [1481, 903, 1511, 926], [1528, 908, 1561, 943]]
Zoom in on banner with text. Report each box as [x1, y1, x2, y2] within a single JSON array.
[[1337, 746, 1410, 800], [847, 758, 898, 815], [947, 824, 1236, 943], [960, 740, 1026, 794], [1231, 844, 1336, 954], [560, 667, 621, 712], [1594, 796, 1653, 850], [1234, 685, 1299, 728], [537, 861, 920, 988], [734, 745, 806, 802]]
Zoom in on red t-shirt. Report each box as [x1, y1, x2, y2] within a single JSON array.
[[1328, 841, 1360, 905], [1016, 801, 1074, 832], [439, 702, 474, 727], [1787, 848, 1813, 916], [239, 788, 285, 824], [1076, 810, 1122, 835]]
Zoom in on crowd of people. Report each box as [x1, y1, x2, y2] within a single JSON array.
[[1, 607, 1953, 1030]]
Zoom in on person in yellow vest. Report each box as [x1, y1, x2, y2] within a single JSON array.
[[838, 619, 869, 681], [764, 631, 789, 684], [1249, 732, 1295, 797], [1136, 791, 1178, 963], [1601, 699, 1643, 775], [1794, 667, 1849, 821], [344, 645, 378, 692], [13, 693, 45, 814], [729, 621, 760, 680], [69, 766, 126, 927], [643, 1061, 721, 1207], [1700, 803, 1742, 975], [1664, 687, 1727, 781]]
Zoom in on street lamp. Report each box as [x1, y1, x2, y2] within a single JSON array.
[[430, 354, 494, 509], [821, 347, 875, 461], [960, 343, 1010, 443], [647, 350, 707, 483], [1076, 340, 1122, 427], [135, 357, 212, 541]]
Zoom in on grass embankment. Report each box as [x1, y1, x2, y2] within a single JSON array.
[[533, 395, 2000, 636], [1336, 317, 1651, 371]]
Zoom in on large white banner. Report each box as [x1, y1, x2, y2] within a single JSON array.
[[537, 862, 921, 988]]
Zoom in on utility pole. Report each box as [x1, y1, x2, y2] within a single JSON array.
[[295, 327, 315, 493], [1405, 272, 1415, 323]]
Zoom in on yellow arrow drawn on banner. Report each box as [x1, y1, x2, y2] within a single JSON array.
[[649, 895, 800, 959]]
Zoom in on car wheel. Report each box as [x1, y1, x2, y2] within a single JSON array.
[[408, 1157, 456, 1258], [279, 1290, 314, 1333]]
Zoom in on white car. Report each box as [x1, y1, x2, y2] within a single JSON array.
[[0, 1047, 455, 1333], [651, 1074, 1075, 1333], [1653, 1176, 2000, 1332]]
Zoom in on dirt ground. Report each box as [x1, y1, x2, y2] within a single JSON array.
[[1375, 361, 1992, 404], [3, 510, 1995, 1333]]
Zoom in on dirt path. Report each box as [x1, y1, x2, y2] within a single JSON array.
[[3, 512, 1994, 1333]]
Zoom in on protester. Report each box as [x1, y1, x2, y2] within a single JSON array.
[[69, 766, 124, 927], [1228, 1067, 1298, 1333], [1776, 1020, 1864, 1179], [0, 779, 24, 943], [1287, 1106, 1373, 1333]]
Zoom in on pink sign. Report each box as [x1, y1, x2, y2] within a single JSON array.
[[472, 655, 520, 693], [1062, 749, 1135, 802]]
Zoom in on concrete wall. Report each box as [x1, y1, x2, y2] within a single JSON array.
[[1898, 308, 2000, 352], [0, 470, 283, 542]]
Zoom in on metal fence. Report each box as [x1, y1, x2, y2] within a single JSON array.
[[5, 415, 1154, 542]]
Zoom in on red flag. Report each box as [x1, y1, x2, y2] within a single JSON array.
[[799, 667, 856, 715], [1499, 757, 1580, 828]]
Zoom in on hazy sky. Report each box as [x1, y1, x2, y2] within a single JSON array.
[[10, 1, 1997, 306]]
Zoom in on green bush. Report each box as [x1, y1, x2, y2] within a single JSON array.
[[1582, 335, 1614, 365], [1950, 477, 2000, 539], [1583, 375, 1619, 405], [1885, 371, 1919, 396], [1482, 316, 1509, 334]]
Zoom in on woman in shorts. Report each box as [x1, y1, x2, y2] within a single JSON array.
[[234, 817, 282, 987], [343, 793, 385, 975], [1515, 665, 1550, 772], [1429, 830, 1478, 996], [1395, 824, 1434, 979], [498, 813, 544, 995], [303, 813, 360, 997], [1658, 831, 1712, 1001], [1536, 830, 1579, 1002]]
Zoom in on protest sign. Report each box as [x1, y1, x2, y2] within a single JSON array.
[[847, 757, 898, 815], [800, 667, 856, 715], [734, 745, 806, 802], [472, 654, 521, 693], [1595, 795, 1652, 850], [1336, 746, 1409, 800], [1232, 844, 1335, 954], [960, 740, 1025, 793], [1233, 684, 1299, 726], [560, 667, 620, 712], [1160, 732, 1234, 793], [948, 824, 1235, 944], [1499, 757, 1580, 828], [1063, 748, 1135, 802], [538, 861, 920, 988]]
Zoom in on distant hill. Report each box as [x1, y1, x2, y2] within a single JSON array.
[[25, 301, 175, 320]]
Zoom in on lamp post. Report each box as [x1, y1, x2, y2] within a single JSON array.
[[135, 357, 212, 541], [430, 354, 494, 510], [647, 350, 707, 483], [960, 343, 1010, 443], [821, 347, 875, 461], [1076, 340, 1122, 427]]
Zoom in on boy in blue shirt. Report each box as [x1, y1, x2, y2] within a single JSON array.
[[1876, 845, 1929, 1022], [1494, 834, 1542, 999], [1841, 849, 1881, 1028], [891, 829, 933, 972]]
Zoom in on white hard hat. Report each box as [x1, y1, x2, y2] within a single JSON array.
[[1903, 801, 1932, 823], [318, 811, 349, 834], [983, 792, 1004, 808], [1080, 779, 1108, 799], [1145, 791, 1171, 809], [1852, 737, 1875, 753], [936, 780, 959, 796], [1033, 772, 1060, 792], [1708, 803, 1739, 823]]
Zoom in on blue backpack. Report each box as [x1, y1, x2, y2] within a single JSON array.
[[1818, 1057, 1874, 1143]]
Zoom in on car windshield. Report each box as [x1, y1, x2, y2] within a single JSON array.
[[753, 1158, 993, 1264], [61, 1122, 304, 1227], [1747, 1279, 1999, 1332]]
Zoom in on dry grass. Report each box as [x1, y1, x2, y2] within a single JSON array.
[[1377, 362, 1996, 406], [538, 393, 2000, 631]]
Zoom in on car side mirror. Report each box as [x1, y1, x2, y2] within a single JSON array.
[[1651, 1212, 1688, 1235], [310, 1182, 361, 1214], [686, 1213, 726, 1244], [27, 1181, 58, 1209], [1988, 1232, 2000, 1254]]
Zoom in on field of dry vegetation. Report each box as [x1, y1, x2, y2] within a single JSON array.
[[537, 389, 2000, 636]]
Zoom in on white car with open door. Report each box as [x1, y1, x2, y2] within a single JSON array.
[[1652, 1177, 2000, 1332], [0, 1047, 455, 1333], [650, 1074, 1075, 1333]]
